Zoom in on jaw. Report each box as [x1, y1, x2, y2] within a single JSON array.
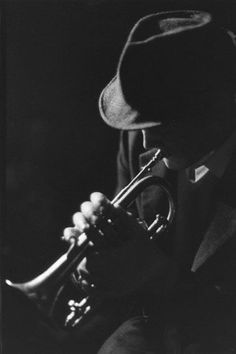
[[162, 145, 210, 170], [163, 156, 190, 170]]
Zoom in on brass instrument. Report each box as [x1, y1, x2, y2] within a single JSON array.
[[6, 148, 175, 327]]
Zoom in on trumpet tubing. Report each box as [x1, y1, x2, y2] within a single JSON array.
[[6, 148, 175, 326]]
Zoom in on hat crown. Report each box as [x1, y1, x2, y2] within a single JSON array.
[[117, 11, 236, 117], [99, 10, 236, 130]]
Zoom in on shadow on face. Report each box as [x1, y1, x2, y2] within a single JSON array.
[[141, 92, 236, 170]]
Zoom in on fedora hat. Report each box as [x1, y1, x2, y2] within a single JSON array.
[[99, 10, 236, 130]]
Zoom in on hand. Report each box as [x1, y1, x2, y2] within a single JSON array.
[[63, 192, 178, 298]]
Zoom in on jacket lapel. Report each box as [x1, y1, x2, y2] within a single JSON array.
[[192, 147, 236, 272], [192, 202, 236, 272]]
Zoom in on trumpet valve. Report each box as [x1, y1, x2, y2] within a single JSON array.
[[148, 214, 169, 240]]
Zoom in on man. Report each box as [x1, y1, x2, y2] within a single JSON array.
[[63, 10, 236, 353]]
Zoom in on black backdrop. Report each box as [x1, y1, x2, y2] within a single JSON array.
[[4, 0, 236, 279]]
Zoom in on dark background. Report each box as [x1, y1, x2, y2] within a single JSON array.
[[3, 0, 236, 280]]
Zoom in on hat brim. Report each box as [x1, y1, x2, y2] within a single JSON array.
[[99, 75, 162, 130]]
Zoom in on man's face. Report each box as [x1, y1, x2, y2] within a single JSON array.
[[141, 93, 234, 170], [142, 117, 219, 170], [142, 121, 206, 170]]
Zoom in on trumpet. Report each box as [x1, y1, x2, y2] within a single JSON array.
[[6, 148, 175, 328]]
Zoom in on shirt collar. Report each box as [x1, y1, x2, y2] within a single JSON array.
[[188, 130, 236, 183]]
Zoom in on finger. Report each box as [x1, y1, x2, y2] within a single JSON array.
[[90, 192, 110, 213], [89, 193, 122, 246], [74, 205, 105, 247], [73, 211, 90, 233], [80, 201, 99, 224], [81, 192, 110, 224], [62, 227, 81, 243], [79, 194, 136, 247]]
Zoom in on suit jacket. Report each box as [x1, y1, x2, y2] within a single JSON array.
[[116, 130, 236, 352]]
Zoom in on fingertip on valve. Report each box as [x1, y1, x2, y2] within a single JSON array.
[[90, 192, 110, 209], [62, 227, 80, 242]]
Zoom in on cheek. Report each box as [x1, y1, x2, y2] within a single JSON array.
[[163, 129, 203, 164], [169, 125, 201, 149]]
